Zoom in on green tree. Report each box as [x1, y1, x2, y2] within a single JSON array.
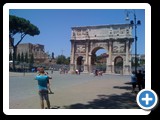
[[25, 52, 28, 63], [56, 55, 66, 64], [131, 57, 140, 67], [9, 52, 13, 61], [29, 53, 34, 64], [9, 15, 40, 71], [65, 57, 70, 65], [96, 55, 103, 62], [17, 53, 21, 62], [21, 52, 24, 62], [140, 59, 145, 66], [29, 53, 34, 69]]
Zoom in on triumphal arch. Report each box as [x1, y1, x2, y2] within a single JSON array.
[[69, 24, 133, 75]]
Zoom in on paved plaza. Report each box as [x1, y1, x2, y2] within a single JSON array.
[[9, 71, 140, 109]]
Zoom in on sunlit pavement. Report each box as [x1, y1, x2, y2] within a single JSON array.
[[9, 71, 140, 109]]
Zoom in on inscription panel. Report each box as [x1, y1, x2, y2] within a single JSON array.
[[71, 24, 132, 40]]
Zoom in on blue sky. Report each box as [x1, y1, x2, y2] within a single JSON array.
[[9, 9, 145, 57]]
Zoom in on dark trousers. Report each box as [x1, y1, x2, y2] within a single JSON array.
[[137, 81, 143, 91]]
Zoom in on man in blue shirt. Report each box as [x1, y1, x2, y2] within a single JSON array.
[[35, 67, 50, 109]]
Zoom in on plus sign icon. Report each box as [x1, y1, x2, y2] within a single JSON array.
[[137, 89, 158, 110]]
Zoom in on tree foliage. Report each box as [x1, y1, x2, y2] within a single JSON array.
[[9, 15, 40, 71], [9, 15, 40, 40], [56, 55, 66, 64], [65, 57, 70, 65], [17, 53, 21, 62], [29, 53, 34, 64], [21, 52, 24, 62], [25, 52, 28, 63], [56, 55, 70, 65]]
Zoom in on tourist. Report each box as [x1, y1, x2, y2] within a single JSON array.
[[75, 69, 79, 74], [131, 71, 137, 93], [36, 67, 40, 74], [35, 67, 51, 109], [50, 67, 53, 74], [136, 70, 144, 91], [142, 70, 145, 89], [94, 69, 98, 76], [78, 67, 81, 75]]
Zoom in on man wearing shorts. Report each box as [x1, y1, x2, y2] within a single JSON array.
[[35, 67, 51, 109]]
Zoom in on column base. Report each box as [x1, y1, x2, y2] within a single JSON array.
[[123, 65, 131, 75], [83, 64, 89, 73], [106, 65, 113, 74], [68, 64, 75, 74]]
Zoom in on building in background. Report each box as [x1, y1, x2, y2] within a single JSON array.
[[9, 42, 55, 68], [16, 43, 48, 63]]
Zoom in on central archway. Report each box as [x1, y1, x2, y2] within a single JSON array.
[[91, 47, 108, 73]]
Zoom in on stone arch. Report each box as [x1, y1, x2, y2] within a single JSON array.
[[69, 24, 133, 75], [90, 46, 108, 73], [114, 56, 123, 74], [76, 56, 84, 72]]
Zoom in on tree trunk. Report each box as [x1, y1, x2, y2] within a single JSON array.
[[13, 46, 17, 71]]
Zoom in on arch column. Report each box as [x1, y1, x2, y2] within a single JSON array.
[[83, 42, 89, 73], [106, 41, 112, 74], [75, 59, 77, 70], [88, 53, 92, 73], [124, 40, 130, 75], [69, 41, 75, 73]]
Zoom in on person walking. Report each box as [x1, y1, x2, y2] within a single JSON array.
[[51, 67, 53, 74], [78, 67, 81, 75], [142, 70, 145, 89], [136, 70, 144, 91], [131, 71, 137, 93], [35, 67, 51, 109]]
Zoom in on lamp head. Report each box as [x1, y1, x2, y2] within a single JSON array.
[[130, 20, 134, 25], [137, 20, 141, 25]]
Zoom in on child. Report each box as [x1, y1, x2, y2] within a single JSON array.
[[45, 72, 54, 94]]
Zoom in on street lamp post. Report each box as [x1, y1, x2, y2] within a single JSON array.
[[125, 10, 141, 73]]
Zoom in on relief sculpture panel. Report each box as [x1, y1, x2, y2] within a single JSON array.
[[76, 45, 86, 53], [113, 42, 125, 53]]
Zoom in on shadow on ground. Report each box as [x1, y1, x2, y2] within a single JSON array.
[[113, 86, 132, 91], [63, 85, 140, 109], [63, 92, 139, 109], [124, 82, 132, 85]]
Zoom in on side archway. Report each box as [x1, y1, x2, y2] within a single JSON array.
[[114, 56, 123, 74], [76, 56, 84, 72]]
